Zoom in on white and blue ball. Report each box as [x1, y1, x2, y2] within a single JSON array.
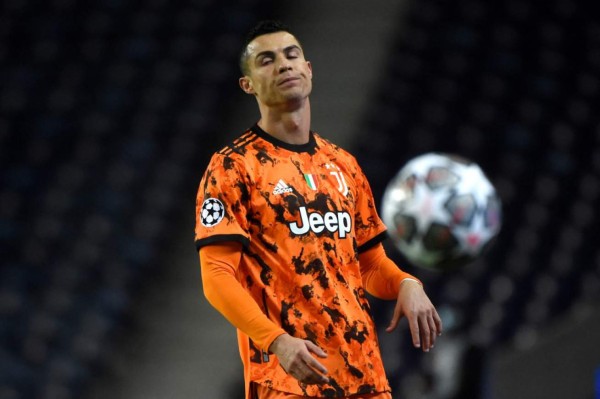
[[381, 153, 502, 270]]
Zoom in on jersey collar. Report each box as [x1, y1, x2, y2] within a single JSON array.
[[252, 123, 317, 154]]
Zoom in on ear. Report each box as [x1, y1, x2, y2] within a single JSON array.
[[306, 61, 313, 79], [239, 76, 255, 94]]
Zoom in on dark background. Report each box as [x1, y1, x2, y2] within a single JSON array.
[[1, 1, 599, 398]]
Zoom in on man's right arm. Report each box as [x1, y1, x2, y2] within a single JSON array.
[[199, 241, 286, 350], [200, 242, 329, 385]]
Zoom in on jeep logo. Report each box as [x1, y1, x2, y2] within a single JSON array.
[[289, 206, 352, 238]]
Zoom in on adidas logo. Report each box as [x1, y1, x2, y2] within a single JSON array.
[[273, 179, 293, 195]]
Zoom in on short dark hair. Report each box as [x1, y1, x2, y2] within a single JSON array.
[[239, 20, 296, 75]]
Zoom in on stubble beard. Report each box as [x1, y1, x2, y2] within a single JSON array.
[[276, 81, 312, 111]]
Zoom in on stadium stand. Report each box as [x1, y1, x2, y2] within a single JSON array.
[[353, 0, 600, 397], [0, 1, 277, 397]]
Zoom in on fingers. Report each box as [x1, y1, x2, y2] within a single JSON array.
[[409, 314, 422, 349], [302, 355, 329, 384], [385, 302, 403, 333], [288, 362, 328, 385], [434, 308, 443, 336], [304, 341, 328, 376], [393, 283, 443, 352], [414, 309, 443, 352], [306, 340, 328, 359], [387, 303, 430, 350], [428, 314, 437, 348], [400, 307, 442, 351], [290, 353, 329, 385], [418, 314, 431, 351], [281, 339, 329, 385]]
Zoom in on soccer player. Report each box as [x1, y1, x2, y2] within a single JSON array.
[[195, 20, 442, 399]]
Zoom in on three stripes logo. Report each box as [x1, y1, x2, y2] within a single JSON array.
[[272, 179, 293, 195]]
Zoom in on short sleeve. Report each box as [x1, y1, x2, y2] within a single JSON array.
[[195, 153, 251, 250], [352, 161, 387, 253]]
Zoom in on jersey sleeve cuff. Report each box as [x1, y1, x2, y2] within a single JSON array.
[[264, 329, 288, 353], [357, 231, 387, 254], [195, 234, 250, 251]]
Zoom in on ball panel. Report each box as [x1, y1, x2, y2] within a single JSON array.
[[425, 166, 459, 190], [445, 193, 477, 227], [485, 195, 502, 229], [393, 214, 417, 243], [422, 222, 459, 253]]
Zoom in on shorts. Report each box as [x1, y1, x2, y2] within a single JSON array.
[[252, 383, 393, 399]]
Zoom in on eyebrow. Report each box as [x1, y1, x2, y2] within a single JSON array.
[[254, 45, 302, 62]]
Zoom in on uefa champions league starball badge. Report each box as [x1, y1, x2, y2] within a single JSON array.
[[200, 198, 225, 227]]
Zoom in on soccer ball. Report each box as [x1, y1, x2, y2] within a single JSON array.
[[381, 153, 501, 271]]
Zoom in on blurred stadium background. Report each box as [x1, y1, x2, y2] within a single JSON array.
[[1, 0, 599, 398]]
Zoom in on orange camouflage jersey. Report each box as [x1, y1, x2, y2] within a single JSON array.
[[195, 124, 391, 397]]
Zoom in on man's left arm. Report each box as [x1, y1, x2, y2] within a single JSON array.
[[359, 243, 443, 352]]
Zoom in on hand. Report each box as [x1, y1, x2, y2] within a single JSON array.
[[269, 334, 329, 385], [386, 280, 443, 352]]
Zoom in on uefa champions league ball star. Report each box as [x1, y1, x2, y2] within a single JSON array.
[[381, 153, 502, 271]]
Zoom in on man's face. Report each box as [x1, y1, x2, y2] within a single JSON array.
[[240, 31, 313, 107]]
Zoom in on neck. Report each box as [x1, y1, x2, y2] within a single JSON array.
[[257, 98, 311, 145]]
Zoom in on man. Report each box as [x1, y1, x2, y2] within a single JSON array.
[[195, 20, 442, 399]]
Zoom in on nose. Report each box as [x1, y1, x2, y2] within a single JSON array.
[[278, 60, 292, 73]]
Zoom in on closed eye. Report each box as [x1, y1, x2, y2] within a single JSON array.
[[285, 46, 302, 59], [254, 45, 303, 67], [255, 51, 275, 67]]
